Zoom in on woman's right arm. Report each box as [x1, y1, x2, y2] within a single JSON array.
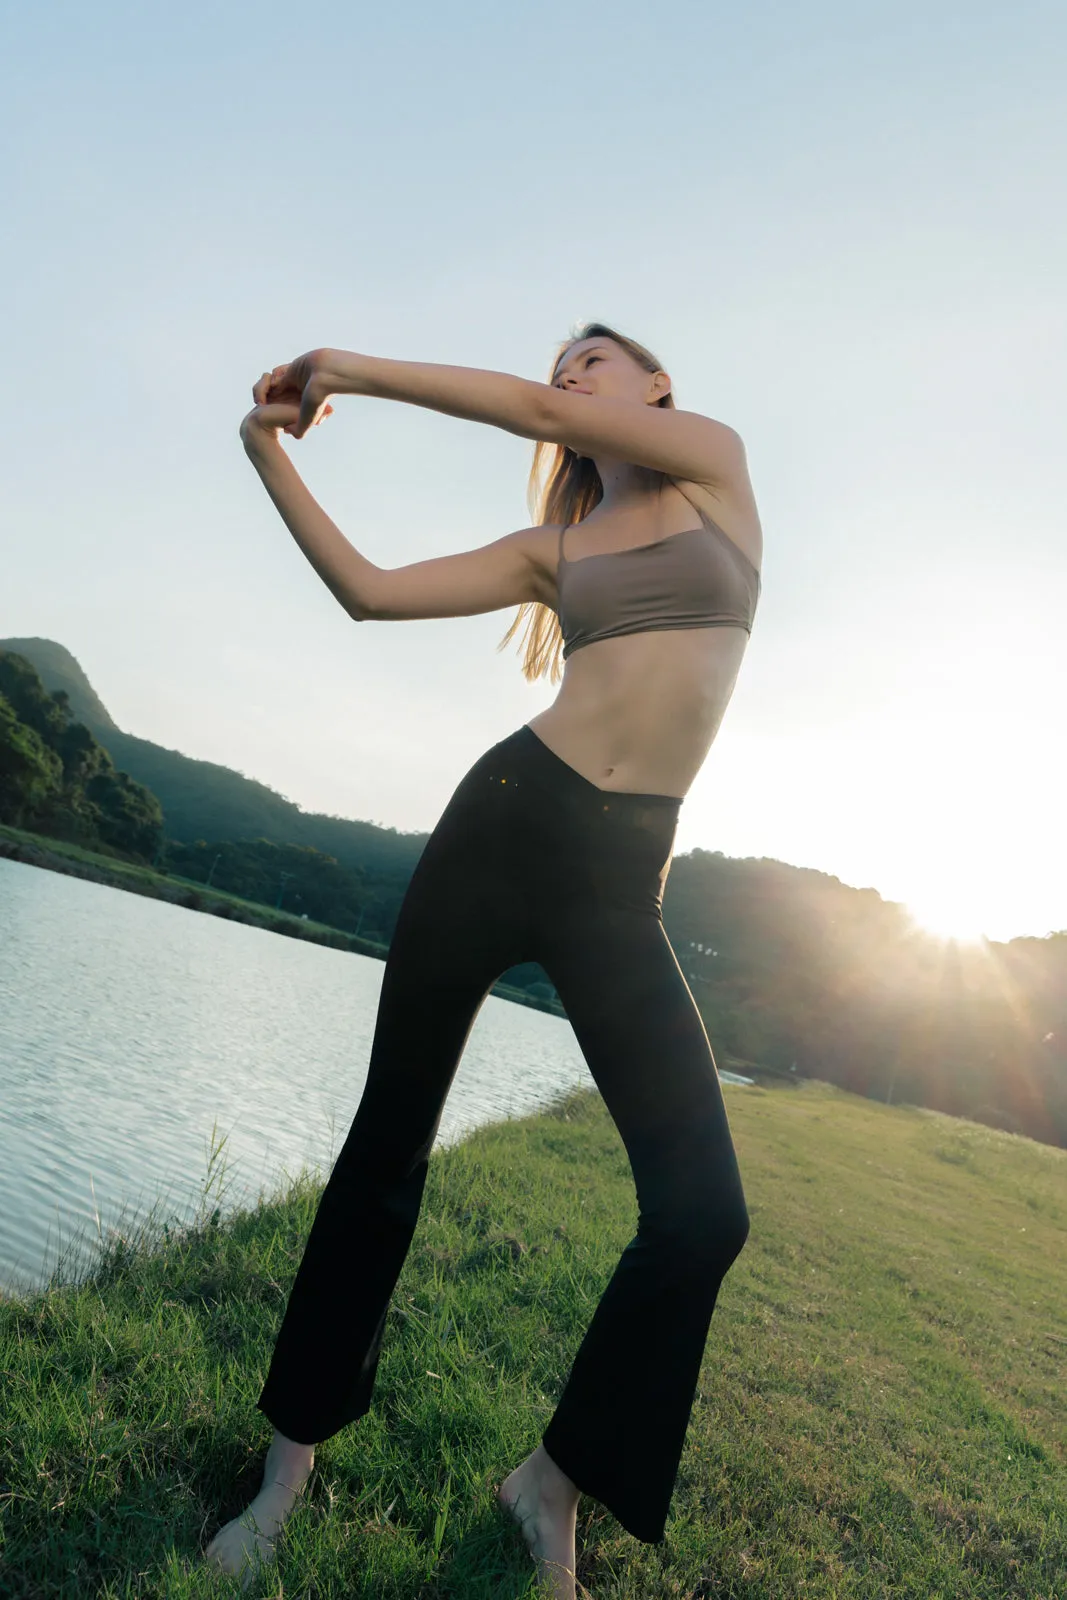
[[242, 423, 381, 621], [241, 411, 547, 623]]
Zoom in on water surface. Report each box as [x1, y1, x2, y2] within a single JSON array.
[[0, 859, 596, 1297]]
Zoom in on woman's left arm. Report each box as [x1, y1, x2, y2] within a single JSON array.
[[258, 348, 746, 489], [260, 348, 552, 444]]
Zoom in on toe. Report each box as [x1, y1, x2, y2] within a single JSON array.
[[203, 1515, 275, 1580]]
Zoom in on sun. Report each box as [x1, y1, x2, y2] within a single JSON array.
[[903, 888, 990, 944]]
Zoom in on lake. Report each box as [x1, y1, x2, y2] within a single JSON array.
[[0, 858, 751, 1301], [1, 857, 605, 1299]]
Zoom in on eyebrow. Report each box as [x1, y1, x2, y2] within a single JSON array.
[[552, 345, 609, 384]]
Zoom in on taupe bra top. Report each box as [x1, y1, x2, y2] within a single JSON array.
[[556, 503, 762, 661]]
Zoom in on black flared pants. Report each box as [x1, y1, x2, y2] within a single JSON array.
[[256, 723, 750, 1544]]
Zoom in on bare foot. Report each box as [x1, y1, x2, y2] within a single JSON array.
[[498, 1443, 580, 1600], [204, 1432, 315, 1589]]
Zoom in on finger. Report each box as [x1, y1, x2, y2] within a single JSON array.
[[258, 370, 284, 405], [252, 371, 272, 406]]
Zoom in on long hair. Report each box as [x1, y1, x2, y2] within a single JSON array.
[[496, 321, 677, 685]]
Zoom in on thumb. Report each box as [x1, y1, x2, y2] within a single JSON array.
[[294, 379, 327, 439]]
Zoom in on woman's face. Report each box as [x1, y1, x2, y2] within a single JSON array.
[[551, 338, 670, 407]]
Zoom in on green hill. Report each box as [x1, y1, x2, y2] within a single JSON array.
[[0, 635, 119, 730], [0, 636, 425, 878]]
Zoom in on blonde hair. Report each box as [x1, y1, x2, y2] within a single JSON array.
[[496, 321, 677, 684]]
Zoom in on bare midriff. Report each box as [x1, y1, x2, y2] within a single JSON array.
[[525, 477, 762, 801], [526, 624, 751, 799]]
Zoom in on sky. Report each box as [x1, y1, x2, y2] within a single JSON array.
[[1, 0, 1064, 944]]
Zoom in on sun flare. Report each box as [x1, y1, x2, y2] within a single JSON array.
[[903, 891, 990, 945]]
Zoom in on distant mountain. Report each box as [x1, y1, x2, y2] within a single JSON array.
[[0, 637, 118, 731], [0, 637, 426, 877]]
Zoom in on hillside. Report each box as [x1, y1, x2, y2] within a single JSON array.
[[0, 636, 119, 731], [0, 636, 426, 878]]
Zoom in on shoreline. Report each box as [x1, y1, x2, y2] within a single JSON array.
[[0, 823, 566, 1018]]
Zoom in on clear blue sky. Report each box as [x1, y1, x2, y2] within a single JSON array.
[[2, 1, 1064, 942]]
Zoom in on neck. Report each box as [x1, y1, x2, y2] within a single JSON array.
[[591, 460, 664, 511]]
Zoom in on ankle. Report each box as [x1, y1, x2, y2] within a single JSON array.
[[264, 1431, 315, 1489], [532, 1444, 579, 1507]]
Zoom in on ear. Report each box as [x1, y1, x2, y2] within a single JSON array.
[[647, 369, 672, 404]]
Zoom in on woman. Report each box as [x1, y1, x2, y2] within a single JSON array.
[[206, 322, 763, 1597]]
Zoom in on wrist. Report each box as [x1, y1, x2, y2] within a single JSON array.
[[241, 422, 286, 462], [327, 348, 372, 396]]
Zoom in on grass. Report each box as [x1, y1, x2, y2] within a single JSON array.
[[1, 1078, 1065, 1599]]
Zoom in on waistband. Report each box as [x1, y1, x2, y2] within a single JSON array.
[[489, 724, 683, 825]]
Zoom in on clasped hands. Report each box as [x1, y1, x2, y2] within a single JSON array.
[[240, 347, 350, 449]]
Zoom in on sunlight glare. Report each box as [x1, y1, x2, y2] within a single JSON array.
[[903, 887, 990, 944]]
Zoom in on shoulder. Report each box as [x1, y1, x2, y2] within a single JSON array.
[[670, 470, 764, 575]]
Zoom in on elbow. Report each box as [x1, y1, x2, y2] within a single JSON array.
[[348, 576, 380, 622]]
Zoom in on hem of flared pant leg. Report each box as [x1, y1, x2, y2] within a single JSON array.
[[255, 1392, 367, 1449], [540, 1428, 669, 1546]]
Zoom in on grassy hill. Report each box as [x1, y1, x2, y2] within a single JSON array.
[[1, 1078, 1063, 1597], [0, 636, 426, 876], [0, 635, 119, 731]]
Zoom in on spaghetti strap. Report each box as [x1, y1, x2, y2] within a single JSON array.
[[558, 524, 567, 566]]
